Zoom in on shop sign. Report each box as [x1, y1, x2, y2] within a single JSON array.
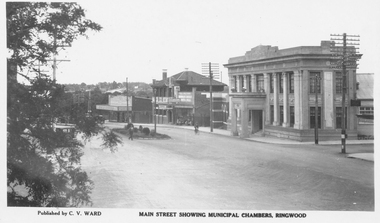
[[96, 105, 118, 111]]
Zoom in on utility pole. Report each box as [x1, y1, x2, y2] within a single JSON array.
[[49, 26, 70, 80], [330, 33, 361, 153], [314, 73, 321, 144], [126, 77, 129, 123], [152, 79, 157, 133], [209, 62, 213, 132], [202, 62, 219, 132]]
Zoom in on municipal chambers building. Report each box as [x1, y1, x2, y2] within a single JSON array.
[[224, 41, 359, 141]]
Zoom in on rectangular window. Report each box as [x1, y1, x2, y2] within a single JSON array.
[[290, 106, 295, 127], [280, 106, 284, 125], [241, 76, 244, 89], [336, 72, 343, 94], [270, 74, 274, 93], [336, 107, 347, 129], [310, 72, 321, 94], [279, 75, 284, 93], [310, 107, 321, 129], [270, 105, 274, 124], [289, 73, 294, 93], [359, 107, 374, 115], [257, 75, 264, 92]]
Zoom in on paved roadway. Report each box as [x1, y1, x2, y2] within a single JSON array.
[[80, 123, 374, 211]]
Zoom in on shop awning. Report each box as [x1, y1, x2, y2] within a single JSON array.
[[96, 105, 129, 111]]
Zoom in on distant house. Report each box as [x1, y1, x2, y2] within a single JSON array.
[[106, 88, 126, 94], [356, 73, 374, 137], [96, 95, 152, 123], [151, 69, 228, 127]]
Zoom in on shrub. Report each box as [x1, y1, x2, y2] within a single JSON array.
[[133, 127, 138, 133], [139, 125, 143, 132], [142, 127, 150, 135], [150, 129, 156, 136]]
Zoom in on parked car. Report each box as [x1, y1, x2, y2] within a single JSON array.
[[53, 123, 76, 141]]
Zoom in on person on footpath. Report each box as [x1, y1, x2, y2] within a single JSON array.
[[128, 123, 134, 140], [194, 122, 199, 135]]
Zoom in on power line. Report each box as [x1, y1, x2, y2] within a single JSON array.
[[330, 33, 362, 153]]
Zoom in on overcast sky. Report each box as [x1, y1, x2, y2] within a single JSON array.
[[26, 0, 380, 84]]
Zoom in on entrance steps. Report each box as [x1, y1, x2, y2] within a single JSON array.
[[252, 130, 264, 136]]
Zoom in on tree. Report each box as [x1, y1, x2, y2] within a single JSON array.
[[7, 2, 122, 207], [80, 82, 87, 90], [111, 81, 119, 90]]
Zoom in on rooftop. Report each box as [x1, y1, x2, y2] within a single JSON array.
[[227, 41, 334, 64], [153, 70, 226, 87]]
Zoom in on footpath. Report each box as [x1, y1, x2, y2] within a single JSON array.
[[106, 122, 374, 162]]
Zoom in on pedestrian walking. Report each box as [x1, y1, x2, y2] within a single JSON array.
[[128, 123, 134, 140], [194, 122, 199, 135]]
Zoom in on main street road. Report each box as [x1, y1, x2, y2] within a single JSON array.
[[80, 124, 374, 211]]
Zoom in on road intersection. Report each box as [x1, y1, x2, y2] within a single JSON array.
[[80, 123, 374, 211]]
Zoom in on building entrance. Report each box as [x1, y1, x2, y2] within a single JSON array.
[[250, 110, 263, 134], [168, 110, 172, 123]]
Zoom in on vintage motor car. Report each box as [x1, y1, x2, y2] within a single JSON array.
[[53, 123, 76, 141]]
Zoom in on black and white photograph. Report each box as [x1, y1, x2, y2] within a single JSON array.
[[2, 0, 379, 222]]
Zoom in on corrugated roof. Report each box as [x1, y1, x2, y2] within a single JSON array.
[[153, 70, 226, 87], [356, 73, 374, 99]]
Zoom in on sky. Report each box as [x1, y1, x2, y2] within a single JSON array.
[[6, 0, 380, 86]]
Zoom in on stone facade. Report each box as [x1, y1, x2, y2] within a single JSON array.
[[224, 41, 359, 141]]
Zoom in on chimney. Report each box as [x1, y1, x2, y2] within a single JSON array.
[[321, 40, 332, 48], [162, 69, 167, 80], [185, 68, 188, 71]]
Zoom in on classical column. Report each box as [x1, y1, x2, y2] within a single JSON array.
[[236, 75, 241, 92], [294, 70, 309, 129], [301, 70, 310, 129], [251, 74, 257, 92], [273, 73, 279, 126], [323, 71, 334, 129], [263, 73, 271, 125], [282, 72, 290, 127], [243, 75, 247, 92], [293, 70, 301, 129]]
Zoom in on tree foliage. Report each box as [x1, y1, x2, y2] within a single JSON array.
[[7, 2, 121, 207]]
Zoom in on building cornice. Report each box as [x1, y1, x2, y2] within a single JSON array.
[[224, 53, 332, 68]]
